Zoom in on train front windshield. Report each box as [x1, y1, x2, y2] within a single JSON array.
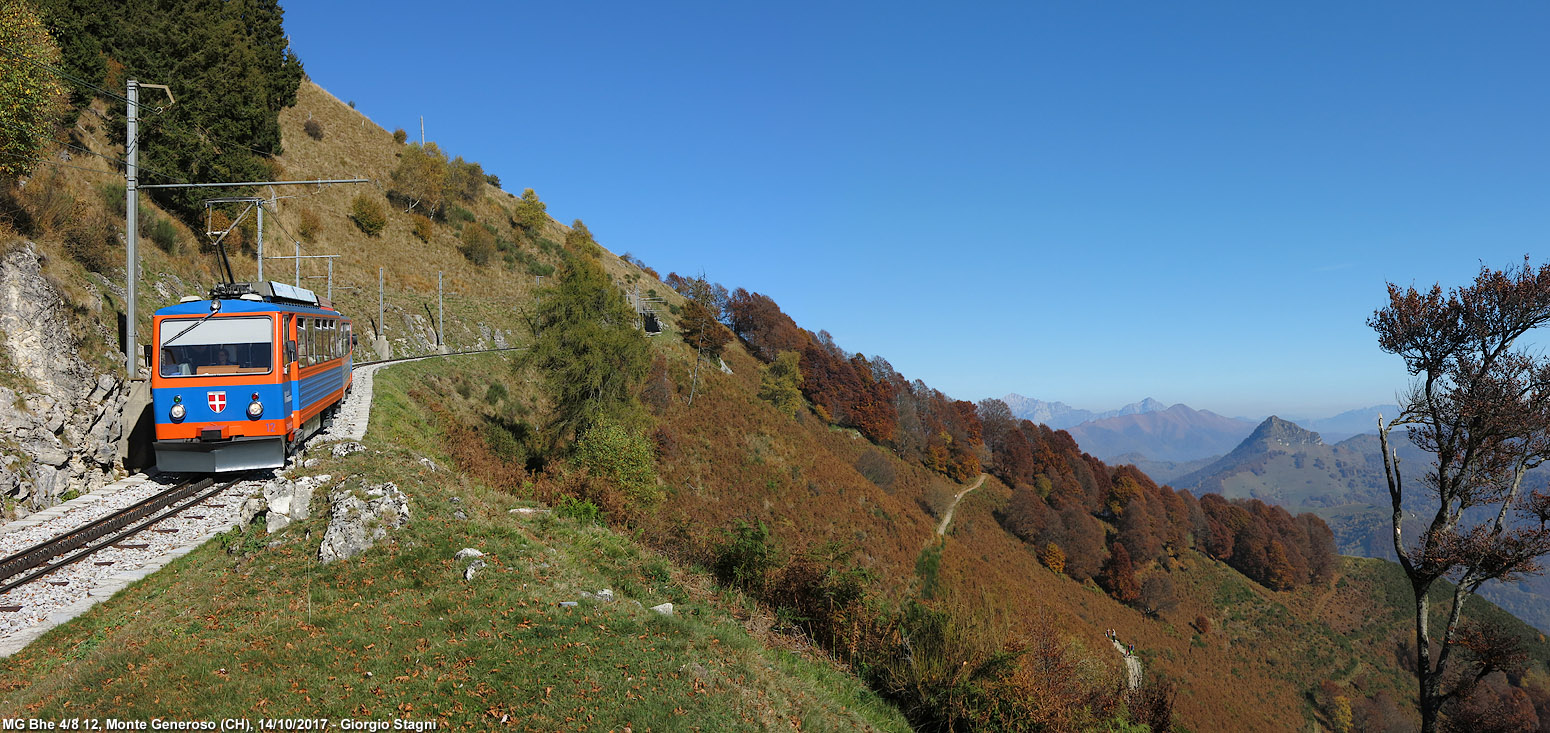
[[159, 316, 274, 376]]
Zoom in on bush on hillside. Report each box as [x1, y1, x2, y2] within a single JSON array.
[[556, 495, 604, 526], [513, 189, 547, 234], [1193, 615, 1212, 634], [572, 420, 658, 503], [390, 142, 448, 215], [62, 208, 117, 273], [98, 181, 126, 217], [459, 223, 494, 265], [1039, 542, 1067, 573], [392, 128, 407, 144], [297, 207, 321, 242], [140, 210, 179, 253], [349, 193, 386, 236], [446, 205, 475, 228], [713, 519, 778, 593], [485, 173, 500, 188], [855, 449, 896, 490], [303, 118, 323, 140], [757, 351, 804, 416], [444, 156, 484, 203], [410, 213, 432, 243]]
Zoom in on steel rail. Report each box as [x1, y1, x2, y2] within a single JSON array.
[[0, 477, 240, 595]]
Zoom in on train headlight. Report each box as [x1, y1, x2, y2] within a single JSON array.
[[246, 394, 263, 420], [170, 395, 186, 423]]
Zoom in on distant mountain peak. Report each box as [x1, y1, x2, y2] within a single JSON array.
[[1001, 394, 1170, 430], [1248, 415, 1323, 448]]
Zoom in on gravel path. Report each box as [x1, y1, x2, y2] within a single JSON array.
[[935, 474, 987, 536], [1111, 639, 1142, 690], [318, 361, 391, 442]]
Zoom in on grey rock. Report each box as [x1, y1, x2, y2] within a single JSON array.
[[43, 406, 65, 435], [558, 601, 578, 608], [463, 558, 486, 581], [580, 588, 615, 603], [650, 602, 674, 616], [453, 548, 484, 561], [263, 474, 327, 533], [237, 496, 267, 526], [28, 465, 61, 503], [329, 441, 365, 458], [87, 374, 115, 403], [453, 510, 467, 520], [24, 436, 68, 467], [416, 456, 438, 472], [318, 481, 410, 564]]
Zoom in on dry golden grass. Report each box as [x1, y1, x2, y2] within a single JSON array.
[[10, 80, 681, 368]]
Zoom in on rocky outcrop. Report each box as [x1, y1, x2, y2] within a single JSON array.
[[317, 480, 410, 564], [0, 243, 124, 512], [261, 473, 330, 533]]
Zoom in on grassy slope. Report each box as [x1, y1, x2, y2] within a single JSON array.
[[634, 318, 1550, 732], [0, 354, 910, 731]]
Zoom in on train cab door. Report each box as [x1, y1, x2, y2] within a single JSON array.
[[282, 314, 297, 414]]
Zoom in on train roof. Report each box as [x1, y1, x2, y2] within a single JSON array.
[[155, 281, 345, 317]]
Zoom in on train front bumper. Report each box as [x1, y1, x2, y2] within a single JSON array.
[[153, 436, 285, 473]]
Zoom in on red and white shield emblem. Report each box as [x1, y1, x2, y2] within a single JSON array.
[[207, 391, 227, 413]]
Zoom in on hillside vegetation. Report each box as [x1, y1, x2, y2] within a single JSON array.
[[3, 3, 1550, 730]]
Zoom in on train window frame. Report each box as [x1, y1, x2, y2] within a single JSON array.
[[157, 315, 276, 377]]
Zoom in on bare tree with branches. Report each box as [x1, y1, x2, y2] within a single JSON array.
[[1370, 259, 1550, 732]]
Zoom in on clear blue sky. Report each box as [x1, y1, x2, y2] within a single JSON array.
[[284, 1, 1550, 419]]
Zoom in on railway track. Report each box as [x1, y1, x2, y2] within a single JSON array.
[[0, 477, 242, 596]]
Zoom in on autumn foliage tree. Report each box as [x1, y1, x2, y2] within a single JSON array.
[[1099, 543, 1139, 604], [390, 142, 448, 215], [0, 1, 68, 181], [1370, 259, 1550, 732]]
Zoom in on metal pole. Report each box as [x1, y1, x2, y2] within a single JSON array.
[[294, 240, 300, 287], [125, 80, 139, 380], [378, 267, 384, 342], [327, 258, 333, 301], [256, 203, 264, 282], [438, 271, 443, 349]]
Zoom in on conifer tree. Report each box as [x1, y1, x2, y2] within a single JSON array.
[[526, 254, 649, 449]]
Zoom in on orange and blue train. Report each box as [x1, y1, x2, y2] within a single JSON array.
[[151, 281, 353, 472]]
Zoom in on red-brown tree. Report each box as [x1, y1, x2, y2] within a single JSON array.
[[1099, 542, 1140, 604], [1370, 260, 1550, 732]]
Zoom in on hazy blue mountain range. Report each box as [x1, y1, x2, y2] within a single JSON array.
[[1277, 404, 1400, 443], [1000, 394, 1168, 430], [1064, 403, 1257, 463]]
